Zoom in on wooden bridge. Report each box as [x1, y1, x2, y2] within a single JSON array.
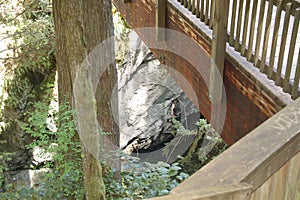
[[112, 0, 300, 199]]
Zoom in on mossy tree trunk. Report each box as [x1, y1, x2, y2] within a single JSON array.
[[53, 0, 118, 199]]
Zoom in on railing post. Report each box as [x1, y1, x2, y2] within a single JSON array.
[[156, 0, 166, 41], [209, 0, 229, 103]]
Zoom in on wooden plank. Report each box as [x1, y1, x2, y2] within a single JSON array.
[[292, 47, 300, 99], [275, 3, 292, 85], [148, 184, 252, 200], [196, 0, 200, 17], [268, 0, 283, 78], [235, 0, 244, 51], [156, 0, 166, 41], [260, 0, 274, 73], [241, 0, 251, 56], [205, 0, 210, 25], [283, 8, 300, 92], [192, 0, 196, 14], [188, 0, 192, 11], [209, 0, 229, 103], [200, 0, 205, 21], [269, 161, 289, 200], [250, 176, 272, 200], [247, 0, 258, 61], [229, 0, 238, 46], [254, 0, 266, 67], [172, 97, 300, 194], [209, 0, 215, 29], [283, 152, 300, 200]]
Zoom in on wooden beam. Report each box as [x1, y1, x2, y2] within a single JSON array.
[[172, 97, 300, 193], [209, 0, 229, 103], [156, 0, 166, 41], [147, 183, 252, 200]]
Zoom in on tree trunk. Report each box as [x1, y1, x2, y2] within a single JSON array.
[[53, 0, 118, 199]]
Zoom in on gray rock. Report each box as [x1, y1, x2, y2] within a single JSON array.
[[118, 34, 201, 157]]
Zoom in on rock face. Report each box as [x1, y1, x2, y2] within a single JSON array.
[[118, 34, 201, 160]]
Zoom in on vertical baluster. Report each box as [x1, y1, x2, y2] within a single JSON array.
[[268, 0, 283, 78], [254, 0, 266, 67], [292, 48, 300, 99], [247, 0, 258, 61], [184, 0, 188, 8], [200, 0, 205, 21], [205, 0, 210, 24], [275, 3, 292, 85], [229, 0, 238, 46], [192, 0, 196, 14], [260, 0, 274, 73], [209, 0, 215, 29], [235, 0, 244, 51], [283, 8, 300, 92], [196, 0, 200, 18], [241, 0, 251, 56], [188, 0, 192, 10], [181, 0, 184, 5]]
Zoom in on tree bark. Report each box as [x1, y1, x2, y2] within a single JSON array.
[[53, 0, 118, 199]]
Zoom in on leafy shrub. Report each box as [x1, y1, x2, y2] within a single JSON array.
[[104, 155, 189, 199], [1, 101, 189, 199]]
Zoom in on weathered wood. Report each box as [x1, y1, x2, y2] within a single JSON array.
[[268, 161, 289, 200], [235, 0, 244, 51], [269, 0, 300, 15], [229, 0, 238, 46], [283, 151, 300, 200], [247, 0, 258, 61], [200, 0, 205, 21], [209, 0, 229, 103], [156, 0, 166, 41], [260, 0, 274, 73], [268, 0, 283, 78], [204, 0, 209, 25], [283, 8, 300, 92], [254, 0, 266, 67], [196, 0, 200, 17], [188, 0, 192, 11], [192, 0, 196, 14], [148, 184, 253, 200], [275, 3, 292, 85], [172, 97, 300, 193], [292, 47, 300, 99], [241, 0, 251, 56], [209, 0, 215, 29]]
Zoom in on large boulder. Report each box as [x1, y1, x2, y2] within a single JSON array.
[[118, 34, 201, 160]]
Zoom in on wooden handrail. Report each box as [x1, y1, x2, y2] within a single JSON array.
[[179, 0, 300, 99], [148, 97, 300, 199]]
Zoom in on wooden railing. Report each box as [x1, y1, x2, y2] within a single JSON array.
[[179, 0, 300, 99], [148, 97, 300, 200]]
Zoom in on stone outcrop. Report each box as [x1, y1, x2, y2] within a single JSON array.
[[118, 34, 201, 160]]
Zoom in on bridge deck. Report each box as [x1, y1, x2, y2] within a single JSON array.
[[112, 0, 296, 144]]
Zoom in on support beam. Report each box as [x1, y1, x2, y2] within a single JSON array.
[[156, 0, 166, 41], [209, 0, 229, 103]]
